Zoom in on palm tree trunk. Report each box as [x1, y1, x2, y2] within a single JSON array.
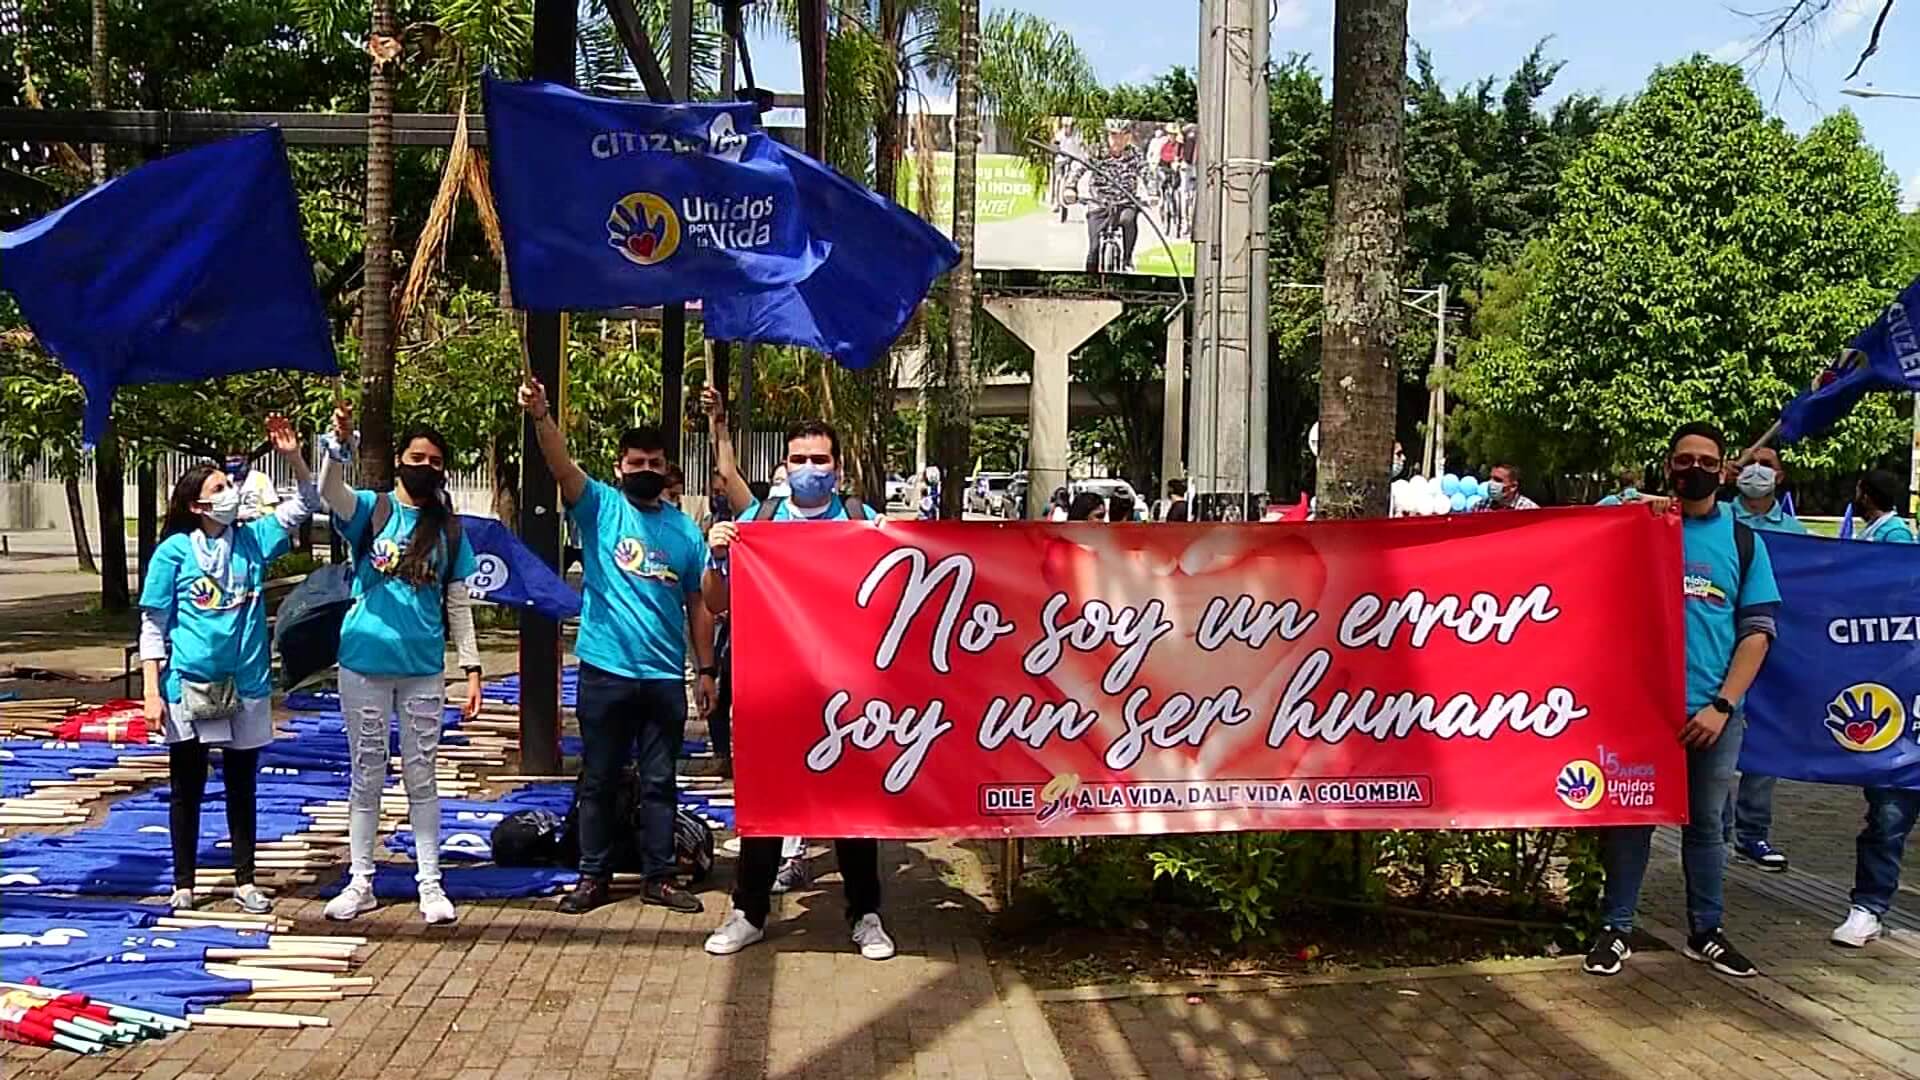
[[88, 0, 106, 183], [1316, 0, 1406, 520], [359, 0, 399, 489], [95, 424, 129, 613], [937, 0, 981, 519]]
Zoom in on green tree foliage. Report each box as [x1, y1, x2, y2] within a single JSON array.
[[1455, 58, 1907, 484]]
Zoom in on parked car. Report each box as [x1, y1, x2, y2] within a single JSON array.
[[965, 472, 1014, 516], [1074, 478, 1148, 521]]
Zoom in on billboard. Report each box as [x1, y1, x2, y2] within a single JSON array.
[[898, 117, 1198, 277]]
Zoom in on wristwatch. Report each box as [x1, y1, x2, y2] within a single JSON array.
[[698, 665, 720, 678], [1709, 695, 1734, 717], [462, 665, 483, 676]]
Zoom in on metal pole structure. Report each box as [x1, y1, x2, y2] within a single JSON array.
[[1190, 0, 1269, 520], [661, 0, 694, 460], [711, 13, 735, 409], [516, 0, 577, 775], [1432, 283, 1448, 474]]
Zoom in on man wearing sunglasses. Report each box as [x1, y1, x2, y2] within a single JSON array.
[[699, 418, 896, 963], [1585, 422, 1779, 980]]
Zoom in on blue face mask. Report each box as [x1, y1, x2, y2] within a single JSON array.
[[710, 494, 732, 521], [223, 459, 250, 483], [787, 464, 837, 507]]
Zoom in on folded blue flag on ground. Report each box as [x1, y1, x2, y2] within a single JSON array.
[[703, 142, 960, 368], [1777, 277, 1920, 444], [0, 129, 335, 445], [459, 514, 582, 621], [484, 76, 826, 312], [1742, 531, 1920, 789]]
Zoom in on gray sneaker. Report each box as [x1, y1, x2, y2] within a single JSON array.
[[771, 857, 810, 895]]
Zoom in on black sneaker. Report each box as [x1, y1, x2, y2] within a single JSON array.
[[558, 876, 611, 915], [642, 879, 703, 915], [1735, 840, 1789, 872], [1685, 928, 1758, 978], [1582, 928, 1632, 976]]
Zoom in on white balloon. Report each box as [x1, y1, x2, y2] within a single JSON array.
[[1429, 493, 1451, 516]]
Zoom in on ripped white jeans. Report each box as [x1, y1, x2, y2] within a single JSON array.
[[338, 667, 445, 886]]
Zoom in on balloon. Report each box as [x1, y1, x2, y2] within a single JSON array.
[[1441, 474, 1460, 497], [1450, 493, 1467, 512], [1429, 493, 1451, 516], [1467, 494, 1486, 511]]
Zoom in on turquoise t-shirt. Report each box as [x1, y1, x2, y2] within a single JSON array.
[[337, 490, 479, 679], [1862, 514, 1918, 544], [139, 519, 290, 704], [569, 479, 707, 681], [1731, 499, 1808, 535], [738, 494, 879, 523], [1681, 504, 1781, 714]]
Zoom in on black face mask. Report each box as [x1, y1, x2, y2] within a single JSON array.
[[622, 469, 666, 502], [1670, 466, 1719, 501], [397, 463, 444, 501]]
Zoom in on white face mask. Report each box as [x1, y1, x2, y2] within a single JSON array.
[[1736, 463, 1777, 500], [203, 486, 242, 526]]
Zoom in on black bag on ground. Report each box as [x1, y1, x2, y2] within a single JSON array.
[[555, 768, 713, 883], [489, 809, 566, 867]]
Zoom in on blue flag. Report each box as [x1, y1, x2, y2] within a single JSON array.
[[458, 514, 582, 621], [703, 142, 961, 368], [1777, 277, 1920, 444], [1741, 531, 1920, 789], [483, 76, 827, 312], [0, 129, 336, 445]]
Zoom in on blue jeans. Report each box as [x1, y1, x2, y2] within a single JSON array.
[[574, 663, 686, 879], [1601, 714, 1745, 934], [1851, 787, 1920, 916], [1722, 771, 1776, 848]]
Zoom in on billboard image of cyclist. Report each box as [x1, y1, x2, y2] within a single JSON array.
[[1066, 120, 1145, 273]]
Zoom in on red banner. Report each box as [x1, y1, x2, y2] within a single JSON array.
[[732, 509, 1687, 837]]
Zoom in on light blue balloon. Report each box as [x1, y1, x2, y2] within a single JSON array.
[[1449, 492, 1468, 512], [1467, 494, 1486, 510], [1441, 473, 1460, 497], [1461, 477, 1482, 499]]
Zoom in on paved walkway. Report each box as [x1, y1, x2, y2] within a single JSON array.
[[2, 740, 1914, 1080]]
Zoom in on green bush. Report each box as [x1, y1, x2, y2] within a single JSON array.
[[266, 552, 322, 579]]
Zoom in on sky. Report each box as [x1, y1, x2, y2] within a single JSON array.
[[747, 0, 1920, 211]]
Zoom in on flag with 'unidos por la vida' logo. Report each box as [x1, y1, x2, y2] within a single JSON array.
[[482, 76, 827, 312], [1741, 530, 1920, 789]]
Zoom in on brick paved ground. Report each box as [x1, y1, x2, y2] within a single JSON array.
[[5, 780, 1915, 1079]]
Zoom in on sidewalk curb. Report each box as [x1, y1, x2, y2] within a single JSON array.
[[990, 962, 1075, 1080]]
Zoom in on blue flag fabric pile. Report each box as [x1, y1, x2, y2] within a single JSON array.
[[1742, 531, 1920, 789], [0, 129, 336, 445], [484, 76, 958, 368], [1777, 277, 1920, 444], [459, 514, 582, 621]]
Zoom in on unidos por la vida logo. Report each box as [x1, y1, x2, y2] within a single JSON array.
[[599, 112, 780, 264], [1556, 745, 1657, 811]]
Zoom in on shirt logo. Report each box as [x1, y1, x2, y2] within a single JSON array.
[[1682, 561, 1727, 605], [369, 537, 403, 574], [614, 537, 679, 584], [187, 576, 247, 612]]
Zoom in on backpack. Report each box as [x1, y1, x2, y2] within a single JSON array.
[[350, 492, 465, 607], [1733, 518, 1754, 588], [490, 809, 567, 867], [754, 494, 867, 522], [557, 769, 715, 884]]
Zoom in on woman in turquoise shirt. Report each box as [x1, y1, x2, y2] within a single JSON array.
[[316, 401, 482, 926], [138, 414, 318, 914]]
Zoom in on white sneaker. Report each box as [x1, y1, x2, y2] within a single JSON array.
[[704, 909, 766, 956], [852, 913, 895, 961], [418, 881, 457, 926], [234, 884, 274, 915], [167, 887, 196, 911], [1832, 905, 1884, 948], [324, 877, 377, 922]]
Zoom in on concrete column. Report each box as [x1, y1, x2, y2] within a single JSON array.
[[1161, 310, 1187, 496], [983, 297, 1123, 518]]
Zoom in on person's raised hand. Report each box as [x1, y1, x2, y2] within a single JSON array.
[[331, 398, 354, 445], [265, 413, 299, 457], [518, 375, 549, 419], [709, 520, 739, 556], [702, 386, 727, 428]]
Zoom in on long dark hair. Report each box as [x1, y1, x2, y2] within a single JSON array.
[[160, 463, 222, 541], [392, 426, 451, 587], [1067, 492, 1107, 521]]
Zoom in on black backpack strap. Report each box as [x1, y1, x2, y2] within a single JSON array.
[[843, 495, 866, 520], [755, 497, 784, 522], [1733, 519, 1755, 593], [350, 492, 394, 563]]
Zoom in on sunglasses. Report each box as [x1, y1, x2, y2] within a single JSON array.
[[1670, 453, 1722, 471], [786, 454, 833, 466]]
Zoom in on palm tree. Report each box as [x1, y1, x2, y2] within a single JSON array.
[[359, 0, 399, 488], [935, 0, 978, 518], [1317, 0, 1407, 519]]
